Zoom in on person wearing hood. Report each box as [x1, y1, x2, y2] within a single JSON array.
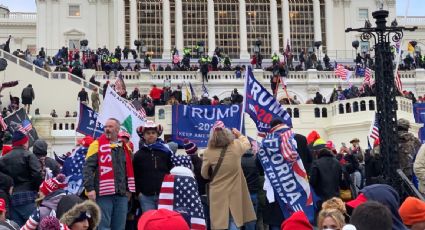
[[294, 133, 313, 175], [56, 195, 101, 230], [133, 121, 173, 213], [346, 184, 408, 230], [350, 201, 393, 230], [21, 174, 67, 230], [310, 146, 342, 204], [32, 139, 61, 179]]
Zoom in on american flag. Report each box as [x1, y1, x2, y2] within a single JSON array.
[[279, 128, 297, 161], [62, 147, 86, 195], [334, 64, 349, 81], [395, 71, 403, 93], [0, 115, 7, 131], [158, 174, 206, 230], [21, 208, 40, 230], [171, 154, 192, 169], [202, 84, 209, 97], [364, 68, 374, 86], [131, 100, 147, 119], [18, 119, 33, 134], [369, 113, 379, 141]]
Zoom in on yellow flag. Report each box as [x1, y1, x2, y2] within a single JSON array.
[[185, 84, 191, 102]]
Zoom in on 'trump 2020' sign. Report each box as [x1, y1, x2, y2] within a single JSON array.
[[172, 105, 242, 147]]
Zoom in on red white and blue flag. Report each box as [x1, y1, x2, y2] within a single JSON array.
[[259, 124, 314, 222], [18, 119, 33, 134], [334, 64, 351, 81], [158, 174, 206, 230], [364, 68, 374, 86], [369, 113, 380, 141]]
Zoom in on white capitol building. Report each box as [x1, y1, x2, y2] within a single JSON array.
[[0, 0, 424, 153]]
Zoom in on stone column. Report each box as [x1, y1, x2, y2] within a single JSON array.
[[175, 0, 184, 54], [115, 0, 125, 48], [207, 0, 216, 56], [270, 0, 279, 55], [281, 0, 291, 49], [325, 0, 334, 52], [162, 0, 172, 59], [130, 0, 138, 49], [239, 0, 250, 59], [313, 0, 322, 52]]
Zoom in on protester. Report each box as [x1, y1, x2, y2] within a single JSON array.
[[133, 121, 172, 213], [398, 196, 425, 230], [201, 121, 256, 229], [91, 87, 100, 112], [77, 88, 89, 105], [317, 208, 345, 230], [294, 133, 313, 175], [280, 211, 313, 230], [397, 118, 421, 179], [0, 173, 13, 219], [346, 184, 407, 230], [0, 198, 19, 230], [137, 209, 190, 230], [350, 201, 393, 230], [56, 195, 101, 230], [83, 118, 135, 229], [33, 139, 61, 179], [414, 144, 425, 194], [149, 85, 163, 106], [21, 84, 35, 114], [0, 131, 42, 226]]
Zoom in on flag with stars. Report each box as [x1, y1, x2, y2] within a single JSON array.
[[158, 174, 206, 230], [61, 146, 87, 195], [171, 154, 193, 169], [21, 208, 40, 230], [4, 108, 39, 147]]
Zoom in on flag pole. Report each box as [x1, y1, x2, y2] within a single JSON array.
[[240, 67, 249, 132], [394, 0, 410, 76]]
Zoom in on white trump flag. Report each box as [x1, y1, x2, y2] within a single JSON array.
[[98, 86, 146, 151]]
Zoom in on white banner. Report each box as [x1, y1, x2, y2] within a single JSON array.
[[98, 86, 146, 151]]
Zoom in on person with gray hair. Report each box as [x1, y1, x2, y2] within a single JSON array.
[[201, 121, 256, 230]]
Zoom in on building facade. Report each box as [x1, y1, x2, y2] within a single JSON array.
[[35, 0, 400, 59]]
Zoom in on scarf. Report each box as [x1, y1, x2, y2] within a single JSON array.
[[98, 134, 135, 196], [142, 139, 173, 155]]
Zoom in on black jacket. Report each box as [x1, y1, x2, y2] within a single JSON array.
[[294, 134, 313, 175], [241, 152, 262, 193], [310, 149, 342, 201], [364, 151, 384, 185], [0, 147, 42, 193], [133, 145, 173, 196], [189, 154, 208, 195], [0, 172, 13, 218]]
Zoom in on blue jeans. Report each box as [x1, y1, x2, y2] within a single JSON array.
[[229, 214, 240, 230], [269, 225, 281, 230], [11, 202, 35, 227], [244, 193, 258, 230], [97, 195, 128, 230], [138, 193, 159, 213]]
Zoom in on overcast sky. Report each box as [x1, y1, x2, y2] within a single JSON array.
[[0, 0, 423, 16]]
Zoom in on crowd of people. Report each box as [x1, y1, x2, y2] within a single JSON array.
[[0, 112, 424, 230]]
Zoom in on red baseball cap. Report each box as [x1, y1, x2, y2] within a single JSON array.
[[346, 193, 368, 209], [138, 209, 190, 230], [0, 198, 5, 212]]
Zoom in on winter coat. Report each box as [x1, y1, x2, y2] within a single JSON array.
[[39, 190, 67, 218], [189, 154, 208, 196], [60, 200, 100, 230], [201, 135, 256, 229], [83, 141, 129, 196], [310, 149, 342, 201], [241, 151, 261, 194], [91, 92, 100, 112], [398, 130, 421, 177], [294, 134, 313, 175], [361, 184, 408, 230], [364, 148, 384, 186], [0, 172, 13, 218], [21, 86, 35, 105], [0, 147, 42, 193], [133, 144, 173, 196], [414, 144, 425, 194]]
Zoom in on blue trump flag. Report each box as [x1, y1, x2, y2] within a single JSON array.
[[76, 103, 104, 138], [172, 104, 242, 147], [244, 66, 292, 135], [413, 103, 425, 144], [258, 124, 314, 222]]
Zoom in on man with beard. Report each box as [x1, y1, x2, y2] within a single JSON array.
[[83, 118, 135, 230]]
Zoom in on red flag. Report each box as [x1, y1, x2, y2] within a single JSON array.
[[395, 71, 403, 93], [334, 64, 348, 81], [363, 68, 374, 86]]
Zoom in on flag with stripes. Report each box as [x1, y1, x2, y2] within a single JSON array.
[[395, 71, 403, 93], [114, 73, 127, 97], [4, 108, 38, 147], [202, 84, 209, 97], [18, 119, 33, 134], [0, 115, 7, 131], [334, 64, 349, 81], [369, 113, 379, 141], [363, 68, 374, 86], [21, 208, 40, 230], [131, 100, 147, 119], [158, 174, 206, 230]]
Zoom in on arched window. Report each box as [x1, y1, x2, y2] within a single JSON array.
[[369, 100, 375, 111], [346, 103, 351, 113], [360, 100, 366, 111], [59, 123, 63, 130], [294, 108, 300, 118], [339, 104, 344, 114], [322, 108, 328, 118], [314, 108, 320, 118], [353, 101, 359, 112], [286, 108, 292, 118]]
